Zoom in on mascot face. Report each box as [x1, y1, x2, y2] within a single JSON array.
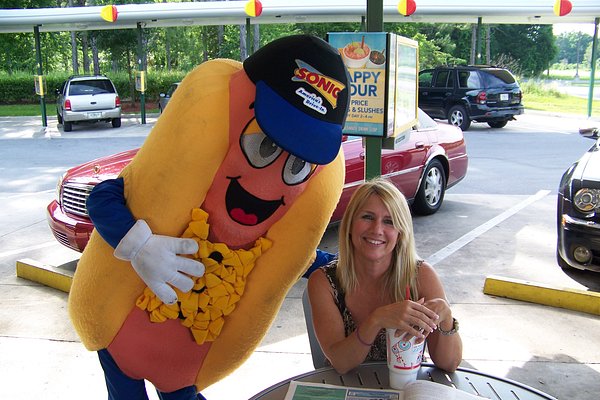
[[202, 71, 322, 248]]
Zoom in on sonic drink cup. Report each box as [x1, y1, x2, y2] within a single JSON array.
[[386, 328, 425, 389]]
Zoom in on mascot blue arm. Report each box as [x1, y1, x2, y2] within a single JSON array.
[[86, 177, 135, 248]]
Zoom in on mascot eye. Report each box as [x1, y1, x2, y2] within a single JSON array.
[[283, 155, 316, 185], [241, 131, 283, 168]]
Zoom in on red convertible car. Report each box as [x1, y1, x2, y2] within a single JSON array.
[[47, 109, 468, 252]]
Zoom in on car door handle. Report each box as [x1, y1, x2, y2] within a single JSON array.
[[415, 141, 425, 149]]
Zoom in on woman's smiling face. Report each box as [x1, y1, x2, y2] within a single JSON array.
[[350, 193, 399, 265]]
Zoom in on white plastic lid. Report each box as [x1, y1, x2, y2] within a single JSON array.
[[389, 370, 418, 390]]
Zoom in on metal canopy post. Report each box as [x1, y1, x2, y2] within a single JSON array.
[[246, 18, 252, 57], [476, 17, 483, 64], [137, 22, 146, 124], [364, 0, 383, 180], [34, 25, 47, 128], [588, 17, 599, 118]]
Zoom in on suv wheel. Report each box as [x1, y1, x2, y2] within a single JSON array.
[[488, 120, 508, 129], [448, 105, 471, 131], [112, 118, 121, 128], [413, 159, 446, 215], [63, 120, 73, 132]]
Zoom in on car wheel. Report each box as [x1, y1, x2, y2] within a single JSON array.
[[413, 159, 446, 215], [488, 120, 508, 129], [448, 105, 471, 131], [112, 118, 121, 128], [63, 120, 72, 132]]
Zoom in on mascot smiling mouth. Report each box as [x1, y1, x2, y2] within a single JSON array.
[[226, 177, 284, 226]]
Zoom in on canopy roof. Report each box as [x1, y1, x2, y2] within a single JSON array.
[[0, 0, 599, 34]]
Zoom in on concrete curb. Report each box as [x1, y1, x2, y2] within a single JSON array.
[[16, 258, 73, 293], [483, 275, 600, 316]]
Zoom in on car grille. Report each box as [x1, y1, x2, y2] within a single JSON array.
[[52, 230, 71, 247], [61, 182, 95, 217]]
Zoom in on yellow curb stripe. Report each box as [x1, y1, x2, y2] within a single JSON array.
[[16, 258, 73, 293], [484, 275, 600, 316]]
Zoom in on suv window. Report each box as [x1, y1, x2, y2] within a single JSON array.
[[458, 71, 481, 89], [69, 79, 115, 96], [434, 70, 453, 88], [480, 69, 517, 86], [418, 70, 433, 88]]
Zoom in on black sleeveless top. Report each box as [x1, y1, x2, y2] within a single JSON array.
[[321, 262, 387, 361]]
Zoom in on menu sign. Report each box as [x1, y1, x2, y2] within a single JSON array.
[[328, 32, 418, 138]]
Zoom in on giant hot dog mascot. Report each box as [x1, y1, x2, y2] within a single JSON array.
[[68, 35, 350, 399]]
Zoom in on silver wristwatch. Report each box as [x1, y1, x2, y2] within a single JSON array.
[[438, 317, 459, 336]]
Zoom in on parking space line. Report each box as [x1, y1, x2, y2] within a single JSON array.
[[428, 190, 551, 266], [0, 241, 56, 258]]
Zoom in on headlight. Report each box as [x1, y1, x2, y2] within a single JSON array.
[[55, 173, 66, 204], [573, 188, 600, 212]]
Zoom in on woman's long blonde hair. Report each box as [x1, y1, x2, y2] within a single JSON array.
[[337, 177, 419, 302]]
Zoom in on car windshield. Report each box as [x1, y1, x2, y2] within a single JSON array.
[[70, 80, 115, 95]]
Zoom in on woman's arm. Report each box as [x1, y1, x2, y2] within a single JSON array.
[[307, 270, 373, 373], [417, 262, 463, 372]]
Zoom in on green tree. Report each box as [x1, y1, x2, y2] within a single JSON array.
[[554, 31, 593, 65], [491, 24, 557, 76]]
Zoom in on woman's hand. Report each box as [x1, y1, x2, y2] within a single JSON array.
[[423, 298, 453, 329], [372, 298, 439, 342]]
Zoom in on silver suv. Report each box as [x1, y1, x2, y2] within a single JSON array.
[[56, 75, 121, 132]]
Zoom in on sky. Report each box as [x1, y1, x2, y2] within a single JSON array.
[[552, 22, 597, 36]]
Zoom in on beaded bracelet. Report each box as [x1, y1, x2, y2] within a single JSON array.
[[355, 326, 374, 346]]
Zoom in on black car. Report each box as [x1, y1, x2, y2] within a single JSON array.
[[418, 65, 524, 131], [557, 126, 600, 273], [158, 82, 180, 114]]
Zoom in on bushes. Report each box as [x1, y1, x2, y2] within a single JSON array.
[[0, 69, 189, 105]]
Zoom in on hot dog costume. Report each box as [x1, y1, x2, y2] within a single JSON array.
[[68, 35, 350, 397]]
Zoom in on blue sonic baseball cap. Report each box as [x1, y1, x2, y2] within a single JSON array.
[[243, 35, 350, 165]]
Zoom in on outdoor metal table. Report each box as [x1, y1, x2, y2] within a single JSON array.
[[248, 361, 557, 400]]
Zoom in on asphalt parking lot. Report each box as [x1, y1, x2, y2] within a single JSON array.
[[1, 112, 600, 399]]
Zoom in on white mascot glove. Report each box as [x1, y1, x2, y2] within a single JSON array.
[[114, 219, 205, 305]]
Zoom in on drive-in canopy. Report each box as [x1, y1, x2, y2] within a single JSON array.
[[0, 0, 599, 33]]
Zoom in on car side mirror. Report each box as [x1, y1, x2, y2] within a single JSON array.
[[579, 126, 599, 140]]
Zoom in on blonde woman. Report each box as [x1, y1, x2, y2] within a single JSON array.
[[307, 178, 462, 374]]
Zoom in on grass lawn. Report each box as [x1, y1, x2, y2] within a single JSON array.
[[0, 102, 159, 117], [524, 93, 600, 116], [0, 85, 598, 118]]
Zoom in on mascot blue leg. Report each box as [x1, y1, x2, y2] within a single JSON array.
[[98, 350, 207, 400]]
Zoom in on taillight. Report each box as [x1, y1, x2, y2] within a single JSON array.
[[476, 92, 487, 104], [115, 96, 121, 108], [64, 99, 72, 111]]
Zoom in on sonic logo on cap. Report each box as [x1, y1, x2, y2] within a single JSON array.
[[293, 60, 346, 110]]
